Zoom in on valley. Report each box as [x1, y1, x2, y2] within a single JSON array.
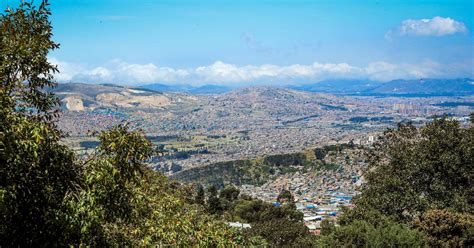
[[57, 82, 473, 176]]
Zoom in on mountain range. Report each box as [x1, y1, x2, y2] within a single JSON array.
[[289, 78, 474, 96], [140, 78, 474, 96], [52, 77, 474, 111], [140, 83, 233, 95]]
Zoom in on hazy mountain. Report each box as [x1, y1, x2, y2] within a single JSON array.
[[139, 83, 193, 93], [289, 79, 381, 94], [368, 78, 474, 96], [290, 78, 474, 96], [51, 78, 474, 111], [141, 83, 233, 95], [190, 85, 233, 94]]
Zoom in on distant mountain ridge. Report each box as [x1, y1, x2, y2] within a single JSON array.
[[368, 78, 474, 96], [142, 78, 473, 96], [289, 79, 380, 94], [290, 78, 474, 96], [56, 78, 474, 101], [141, 83, 233, 95]]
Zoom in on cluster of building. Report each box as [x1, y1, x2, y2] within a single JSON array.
[[238, 144, 367, 235], [60, 87, 473, 173], [297, 193, 354, 235]]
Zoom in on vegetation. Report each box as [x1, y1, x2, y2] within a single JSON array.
[[326, 118, 474, 247], [171, 144, 358, 188], [0, 2, 262, 246], [263, 153, 308, 167], [1, 1, 472, 247], [192, 185, 316, 247], [318, 220, 426, 247]]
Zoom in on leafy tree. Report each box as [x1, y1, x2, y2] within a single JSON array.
[[277, 189, 293, 202], [231, 199, 270, 223], [352, 119, 473, 222], [206, 185, 221, 214], [412, 209, 473, 247], [231, 198, 303, 224], [219, 185, 240, 202], [338, 207, 394, 229], [216, 185, 240, 212], [329, 118, 474, 246], [0, 102, 80, 247], [227, 197, 309, 246], [70, 150, 262, 247], [250, 219, 316, 247], [0, 2, 264, 246], [0, 1, 80, 246], [194, 183, 206, 205], [320, 219, 336, 236], [317, 220, 426, 248], [0, 0, 60, 117]]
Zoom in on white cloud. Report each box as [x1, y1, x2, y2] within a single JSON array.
[[49, 58, 473, 85], [49, 58, 85, 81], [193, 61, 363, 84], [386, 16, 468, 39], [89, 67, 111, 79], [365, 60, 444, 81]]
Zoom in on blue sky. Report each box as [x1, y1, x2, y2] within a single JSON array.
[[3, 0, 474, 85]]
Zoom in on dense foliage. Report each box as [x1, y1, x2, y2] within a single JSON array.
[[318, 220, 426, 247], [192, 185, 317, 247], [171, 144, 357, 188], [327, 118, 474, 247], [0, 2, 262, 246]]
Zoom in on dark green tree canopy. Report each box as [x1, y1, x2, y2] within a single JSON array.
[[1, 0, 60, 118], [0, 2, 264, 247], [353, 119, 473, 222], [335, 118, 473, 246]]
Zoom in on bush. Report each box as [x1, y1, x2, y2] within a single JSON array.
[[412, 209, 474, 247], [318, 220, 426, 247]]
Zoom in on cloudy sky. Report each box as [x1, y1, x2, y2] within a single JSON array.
[[3, 0, 473, 85]]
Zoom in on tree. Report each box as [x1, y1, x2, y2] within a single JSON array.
[[194, 183, 205, 205], [317, 220, 426, 248], [0, 1, 80, 246], [329, 118, 474, 246], [206, 185, 221, 214], [0, 0, 60, 117], [226, 196, 310, 246], [412, 209, 473, 247], [219, 185, 240, 202], [277, 189, 296, 207], [0, 2, 264, 246], [320, 219, 336, 236], [250, 219, 316, 247], [352, 119, 473, 222]]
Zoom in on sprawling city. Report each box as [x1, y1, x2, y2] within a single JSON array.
[[1, 0, 473, 247]]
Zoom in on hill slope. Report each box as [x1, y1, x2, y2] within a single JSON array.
[[51, 83, 197, 111]]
